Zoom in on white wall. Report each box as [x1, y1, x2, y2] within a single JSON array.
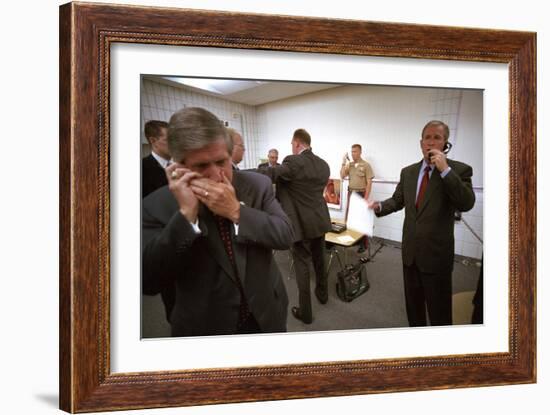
[[454, 90, 484, 184], [260, 85, 430, 179], [258, 84, 484, 258]]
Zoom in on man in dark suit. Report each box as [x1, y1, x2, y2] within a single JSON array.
[[258, 149, 280, 168], [370, 120, 475, 326], [142, 107, 293, 337], [141, 120, 176, 322], [227, 128, 244, 170], [258, 129, 331, 324], [142, 120, 170, 198]]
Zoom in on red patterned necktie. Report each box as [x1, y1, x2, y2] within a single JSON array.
[[415, 166, 431, 209], [214, 215, 251, 330]]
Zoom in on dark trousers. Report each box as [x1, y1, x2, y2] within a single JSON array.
[[236, 313, 261, 334], [471, 257, 483, 324], [291, 236, 327, 323], [402, 263, 452, 326]]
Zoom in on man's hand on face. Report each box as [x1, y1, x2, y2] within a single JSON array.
[[190, 171, 241, 223], [428, 149, 449, 173], [165, 163, 201, 223]]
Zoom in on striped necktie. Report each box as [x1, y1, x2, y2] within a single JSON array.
[[214, 215, 251, 330], [416, 166, 431, 209]]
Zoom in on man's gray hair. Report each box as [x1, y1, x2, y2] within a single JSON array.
[[168, 107, 232, 162], [421, 120, 450, 140], [226, 128, 242, 144], [268, 148, 279, 155]]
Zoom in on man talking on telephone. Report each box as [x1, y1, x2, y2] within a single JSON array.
[[369, 120, 475, 327], [142, 107, 293, 336]]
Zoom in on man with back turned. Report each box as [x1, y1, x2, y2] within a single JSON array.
[[369, 120, 475, 326], [257, 129, 331, 324]]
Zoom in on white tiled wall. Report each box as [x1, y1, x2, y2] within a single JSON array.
[[429, 89, 462, 140], [140, 78, 267, 168]]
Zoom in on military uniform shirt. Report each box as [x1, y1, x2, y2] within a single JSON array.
[[348, 159, 374, 191]]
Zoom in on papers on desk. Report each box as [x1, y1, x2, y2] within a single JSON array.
[[336, 234, 355, 244], [347, 192, 374, 236]]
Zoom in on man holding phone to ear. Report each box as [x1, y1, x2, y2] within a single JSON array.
[[142, 107, 293, 336], [369, 120, 475, 327]]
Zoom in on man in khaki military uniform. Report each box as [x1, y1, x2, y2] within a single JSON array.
[[340, 144, 374, 253]]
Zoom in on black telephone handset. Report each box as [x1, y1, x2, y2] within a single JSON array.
[[429, 142, 453, 159]]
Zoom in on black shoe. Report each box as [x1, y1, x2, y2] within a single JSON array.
[[291, 306, 312, 324], [315, 286, 328, 304], [357, 245, 366, 254]]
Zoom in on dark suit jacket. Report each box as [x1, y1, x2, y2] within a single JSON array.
[[258, 149, 331, 242], [142, 171, 293, 337], [378, 159, 475, 275], [257, 162, 280, 168], [142, 154, 168, 198]]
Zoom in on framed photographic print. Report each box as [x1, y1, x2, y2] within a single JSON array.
[[59, 2, 536, 412]]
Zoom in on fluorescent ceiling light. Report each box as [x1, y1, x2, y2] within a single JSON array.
[[164, 77, 265, 95]]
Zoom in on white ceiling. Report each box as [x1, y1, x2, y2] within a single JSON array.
[[149, 76, 340, 106]]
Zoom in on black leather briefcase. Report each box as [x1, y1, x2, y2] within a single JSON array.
[[336, 260, 370, 302]]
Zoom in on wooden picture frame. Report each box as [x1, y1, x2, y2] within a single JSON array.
[[59, 2, 536, 412]]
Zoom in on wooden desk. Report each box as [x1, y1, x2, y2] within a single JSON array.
[[325, 222, 364, 273], [326, 217, 364, 245], [325, 228, 364, 246]]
